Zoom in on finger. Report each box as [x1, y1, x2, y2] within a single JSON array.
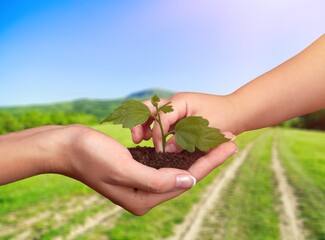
[[165, 136, 183, 153], [108, 157, 196, 194], [131, 125, 144, 144], [122, 187, 186, 215], [188, 141, 238, 181], [90, 181, 150, 216], [95, 181, 185, 216], [142, 118, 154, 141], [131, 118, 154, 143]]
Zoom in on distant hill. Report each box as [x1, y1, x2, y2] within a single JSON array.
[[0, 88, 174, 119], [126, 89, 174, 99]]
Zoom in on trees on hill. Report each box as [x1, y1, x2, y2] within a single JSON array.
[[291, 109, 325, 131], [0, 108, 324, 135], [0, 111, 97, 134]]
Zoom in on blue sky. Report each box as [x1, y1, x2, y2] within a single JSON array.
[[0, 0, 324, 106]]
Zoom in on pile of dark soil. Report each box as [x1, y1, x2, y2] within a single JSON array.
[[128, 146, 205, 170]]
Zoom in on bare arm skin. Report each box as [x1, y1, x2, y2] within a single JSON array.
[[132, 34, 325, 152], [229, 34, 325, 134]]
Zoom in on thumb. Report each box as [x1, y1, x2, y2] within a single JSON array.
[[115, 160, 196, 193], [146, 168, 196, 193]]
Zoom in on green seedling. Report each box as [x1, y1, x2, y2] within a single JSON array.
[[101, 95, 227, 153]]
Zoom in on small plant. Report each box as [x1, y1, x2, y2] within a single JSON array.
[[101, 95, 227, 153]]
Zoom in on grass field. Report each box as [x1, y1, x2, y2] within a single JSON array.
[[0, 125, 324, 240], [198, 130, 280, 240], [277, 129, 325, 240]]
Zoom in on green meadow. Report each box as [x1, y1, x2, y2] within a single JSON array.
[[198, 130, 280, 240], [277, 129, 325, 240]]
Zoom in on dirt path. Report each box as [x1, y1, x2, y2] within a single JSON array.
[[272, 140, 306, 240], [1, 194, 105, 239], [63, 206, 123, 240], [167, 142, 254, 240]]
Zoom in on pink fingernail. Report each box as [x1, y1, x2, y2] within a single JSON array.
[[176, 175, 196, 189]]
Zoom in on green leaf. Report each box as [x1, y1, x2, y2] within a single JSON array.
[[151, 95, 160, 107], [159, 104, 174, 114], [174, 116, 228, 152], [100, 100, 151, 129]]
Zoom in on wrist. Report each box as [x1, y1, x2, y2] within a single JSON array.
[[21, 126, 72, 177], [43, 125, 85, 177], [49, 125, 94, 179], [224, 93, 246, 135]]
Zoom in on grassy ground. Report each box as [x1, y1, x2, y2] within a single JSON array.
[[277, 128, 325, 240], [198, 129, 281, 240], [0, 174, 93, 217]]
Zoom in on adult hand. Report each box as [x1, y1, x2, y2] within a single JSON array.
[[59, 125, 237, 215], [0, 125, 237, 215]]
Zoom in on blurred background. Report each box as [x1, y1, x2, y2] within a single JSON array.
[[0, 1, 324, 239]]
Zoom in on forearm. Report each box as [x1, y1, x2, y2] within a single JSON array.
[[228, 34, 325, 134], [0, 126, 67, 185]]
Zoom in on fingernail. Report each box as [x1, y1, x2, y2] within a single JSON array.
[[165, 144, 176, 153], [231, 135, 237, 141], [176, 175, 196, 189]]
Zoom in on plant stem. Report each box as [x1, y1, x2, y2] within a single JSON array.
[[153, 108, 167, 153], [151, 100, 172, 153]]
